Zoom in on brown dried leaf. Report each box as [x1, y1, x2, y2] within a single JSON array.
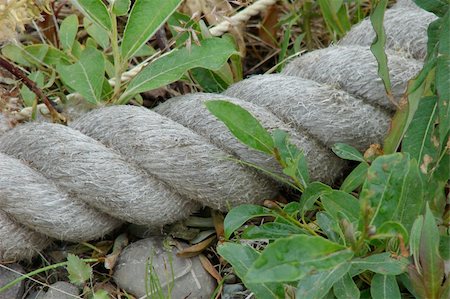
[[176, 235, 216, 258]]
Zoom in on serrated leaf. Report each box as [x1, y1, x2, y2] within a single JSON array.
[[246, 235, 353, 283], [57, 47, 105, 104], [206, 100, 274, 155], [333, 273, 360, 299], [296, 263, 351, 299], [370, 274, 401, 299], [92, 289, 109, 299], [112, 0, 131, 16], [351, 253, 408, 275], [332, 143, 365, 162], [217, 243, 285, 299], [223, 204, 273, 239], [71, 0, 111, 30], [121, 0, 182, 59], [340, 162, 369, 193], [66, 254, 92, 285], [121, 37, 238, 101], [60, 14, 79, 52]]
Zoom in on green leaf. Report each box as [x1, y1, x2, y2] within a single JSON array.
[[296, 263, 351, 299], [376, 221, 409, 244], [217, 243, 285, 299], [121, 0, 182, 59], [369, 0, 391, 95], [333, 273, 360, 299], [84, 17, 110, 49], [419, 203, 445, 298], [403, 96, 439, 174], [412, 0, 449, 17], [321, 190, 360, 223], [437, 11, 450, 145], [66, 254, 92, 285], [360, 153, 424, 232], [332, 143, 365, 162], [112, 0, 131, 16], [243, 222, 307, 240], [206, 100, 274, 155], [370, 274, 401, 299], [316, 212, 342, 243], [299, 181, 332, 216], [60, 14, 79, 52], [57, 47, 105, 104], [223, 204, 273, 239], [71, 0, 111, 30], [246, 235, 353, 283], [340, 162, 369, 193], [409, 215, 424, 273], [20, 71, 44, 107], [351, 253, 409, 275], [91, 289, 109, 299], [273, 129, 310, 188], [121, 37, 238, 101]]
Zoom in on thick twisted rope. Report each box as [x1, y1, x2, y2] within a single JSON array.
[[0, 1, 433, 261]]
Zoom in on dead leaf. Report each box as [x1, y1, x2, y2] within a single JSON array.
[[176, 235, 216, 258]]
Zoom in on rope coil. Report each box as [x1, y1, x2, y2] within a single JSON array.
[[0, 0, 433, 261]]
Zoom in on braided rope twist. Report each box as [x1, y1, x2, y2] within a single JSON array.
[[0, 1, 435, 261]]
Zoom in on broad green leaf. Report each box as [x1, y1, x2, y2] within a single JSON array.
[[376, 221, 409, 244], [316, 212, 342, 243], [321, 190, 360, 223], [2, 44, 31, 66], [351, 253, 409, 275], [121, 0, 182, 59], [332, 143, 365, 162], [333, 273, 360, 299], [439, 234, 450, 260], [60, 14, 79, 52], [84, 17, 110, 49], [243, 222, 307, 240], [112, 0, 131, 16], [217, 243, 285, 299], [299, 181, 332, 216], [66, 254, 92, 285], [412, 0, 449, 17], [92, 289, 109, 299], [403, 96, 439, 174], [57, 47, 105, 104], [360, 154, 423, 231], [71, 0, 111, 30], [273, 129, 310, 188], [370, 274, 401, 299], [23, 44, 49, 66], [246, 235, 353, 283], [223, 204, 273, 239], [419, 204, 444, 298], [340, 162, 369, 193], [20, 71, 44, 107], [206, 100, 274, 155], [296, 263, 351, 299], [437, 11, 450, 145], [121, 37, 238, 101], [191, 68, 230, 93], [369, 0, 391, 95]]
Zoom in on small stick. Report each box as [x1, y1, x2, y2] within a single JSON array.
[[0, 56, 66, 124]]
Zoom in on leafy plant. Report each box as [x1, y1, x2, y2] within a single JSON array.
[[0, 0, 239, 111], [207, 1, 449, 298]]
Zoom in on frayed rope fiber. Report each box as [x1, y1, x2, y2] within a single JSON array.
[[0, 0, 434, 261]]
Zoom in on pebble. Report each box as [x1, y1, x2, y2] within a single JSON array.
[[114, 237, 216, 298], [0, 263, 25, 299], [42, 282, 79, 299]]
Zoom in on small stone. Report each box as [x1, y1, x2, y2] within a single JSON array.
[[222, 283, 244, 295], [0, 263, 25, 299], [42, 282, 79, 299], [223, 274, 238, 284], [114, 237, 216, 298]]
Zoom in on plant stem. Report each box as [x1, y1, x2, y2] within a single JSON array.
[[0, 258, 99, 293], [110, 12, 123, 102], [0, 56, 65, 123]]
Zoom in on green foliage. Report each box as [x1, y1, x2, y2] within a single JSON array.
[[211, 3, 449, 297], [1, 0, 239, 107], [66, 253, 92, 285]]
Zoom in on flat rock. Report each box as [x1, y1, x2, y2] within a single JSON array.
[[0, 263, 25, 299], [114, 237, 216, 298], [42, 282, 79, 299]]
